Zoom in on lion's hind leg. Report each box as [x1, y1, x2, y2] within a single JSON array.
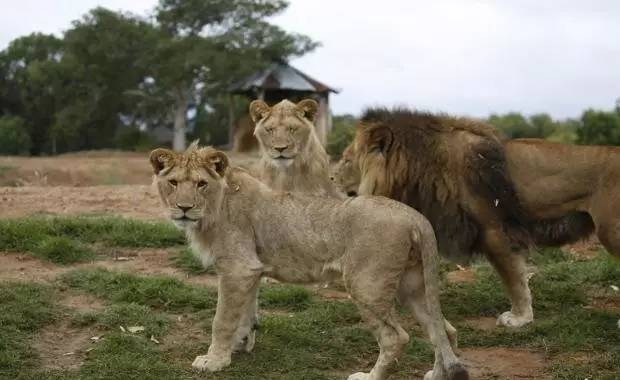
[[397, 263, 458, 349], [347, 307, 409, 380], [345, 267, 409, 380]]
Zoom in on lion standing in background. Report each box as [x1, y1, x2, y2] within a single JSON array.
[[227, 99, 343, 353], [334, 108, 620, 327], [250, 98, 343, 198]]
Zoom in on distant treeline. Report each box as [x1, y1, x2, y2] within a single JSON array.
[[0, 0, 317, 156], [327, 103, 620, 157]]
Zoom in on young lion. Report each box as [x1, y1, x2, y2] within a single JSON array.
[[150, 144, 468, 380], [250, 98, 343, 197]]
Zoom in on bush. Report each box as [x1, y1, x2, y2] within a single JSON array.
[[0, 116, 31, 155], [577, 109, 620, 145], [327, 114, 357, 158], [115, 127, 156, 152]]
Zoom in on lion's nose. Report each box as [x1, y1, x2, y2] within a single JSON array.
[[274, 145, 288, 153], [176, 204, 195, 213]]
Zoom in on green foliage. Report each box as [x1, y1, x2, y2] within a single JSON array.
[[0, 115, 31, 155], [0, 216, 184, 256], [488, 112, 558, 139], [115, 127, 157, 152], [32, 236, 95, 265], [577, 109, 620, 145], [61, 268, 217, 312], [327, 114, 357, 158]]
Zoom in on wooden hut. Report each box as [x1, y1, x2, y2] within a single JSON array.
[[228, 61, 338, 152]]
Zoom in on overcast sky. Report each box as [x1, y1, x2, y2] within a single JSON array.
[[1, 0, 619, 118]]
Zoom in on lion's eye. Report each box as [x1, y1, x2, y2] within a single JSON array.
[[265, 128, 274, 134], [288, 127, 296, 133], [197, 181, 208, 189], [169, 180, 178, 187]]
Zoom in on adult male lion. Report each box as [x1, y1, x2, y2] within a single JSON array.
[[334, 107, 620, 327], [249, 98, 342, 197], [149, 144, 468, 380]]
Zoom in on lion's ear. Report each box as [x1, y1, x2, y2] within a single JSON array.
[[204, 150, 229, 177], [149, 148, 176, 174], [367, 125, 393, 155], [296, 99, 318, 122], [249, 100, 271, 123]]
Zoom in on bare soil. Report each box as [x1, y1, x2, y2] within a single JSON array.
[[0, 185, 163, 219], [461, 347, 549, 379], [0, 249, 219, 288], [34, 321, 101, 371], [446, 268, 477, 284]]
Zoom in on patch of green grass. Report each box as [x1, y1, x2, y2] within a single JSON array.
[[550, 351, 619, 380], [446, 251, 619, 358], [170, 247, 213, 275], [528, 247, 571, 266], [260, 285, 313, 311], [31, 236, 95, 265], [0, 282, 56, 377], [61, 268, 216, 312], [72, 303, 170, 337], [0, 216, 184, 254]]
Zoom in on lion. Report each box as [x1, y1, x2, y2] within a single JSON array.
[[149, 143, 468, 380], [333, 107, 620, 328], [249, 98, 342, 197]]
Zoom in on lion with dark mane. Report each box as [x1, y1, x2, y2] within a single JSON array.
[[333, 107, 620, 327]]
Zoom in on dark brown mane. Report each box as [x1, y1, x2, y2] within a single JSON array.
[[357, 107, 529, 262]]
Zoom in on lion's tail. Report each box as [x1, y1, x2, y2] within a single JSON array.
[[418, 221, 469, 380]]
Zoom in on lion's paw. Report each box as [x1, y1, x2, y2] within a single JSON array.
[[347, 372, 371, 380], [191, 354, 230, 372], [496, 311, 533, 328], [423, 370, 434, 380]]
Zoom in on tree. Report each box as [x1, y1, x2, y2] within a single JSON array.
[[147, 0, 317, 150], [488, 112, 532, 138], [528, 113, 556, 138], [577, 109, 620, 145], [0, 33, 64, 154], [327, 114, 357, 157], [0, 115, 31, 155], [59, 8, 158, 151]]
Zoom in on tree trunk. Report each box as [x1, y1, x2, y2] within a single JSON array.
[[172, 88, 189, 151]]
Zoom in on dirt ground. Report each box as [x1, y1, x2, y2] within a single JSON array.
[[0, 150, 260, 219]]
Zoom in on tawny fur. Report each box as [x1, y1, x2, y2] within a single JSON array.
[[251, 99, 342, 197], [150, 145, 468, 380], [333, 107, 620, 328], [232, 114, 258, 153]]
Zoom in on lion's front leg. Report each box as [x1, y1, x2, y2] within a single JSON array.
[[193, 273, 261, 372], [232, 287, 259, 353], [483, 228, 533, 328]]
